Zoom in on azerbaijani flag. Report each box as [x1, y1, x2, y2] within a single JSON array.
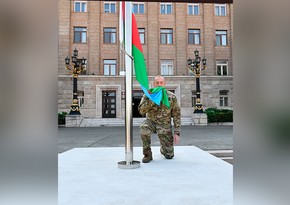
[[132, 14, 149, 90], [132, 14, 170, 108], [121, 2, 170, 108]]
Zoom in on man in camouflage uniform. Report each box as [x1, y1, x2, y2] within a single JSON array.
[[138, 75, 181, 163]]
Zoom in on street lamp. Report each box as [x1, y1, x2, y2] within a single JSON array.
[[188, 49, 207, 113], [65, 48, 87, 115]]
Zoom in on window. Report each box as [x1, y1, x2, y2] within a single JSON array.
[[188, 3, 199, 15], [215, 4, 226, 16], [104, 60, 117, 76], [188, 29, 200, 44], [192, 90, 197, 107], [138, 28, 145, 44], [102, 91, 116, 118], [77, 90, 84, 108], [104, 2, 116, 13], [74, 1, 87, 12], [219, 90, 229, 107], [161, 60, 173, 76], [74, 27, 87, 43], [216, 30, 227, 46], [216, 60, 228, 76], [133, 2, 145, 14], [160, 3, 172, 14], [104, 28, 116, 43], [160, 29, 173, 44]]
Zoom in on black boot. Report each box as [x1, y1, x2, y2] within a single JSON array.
[[160, 147, 174, 159], [142, 153, 153, 163]]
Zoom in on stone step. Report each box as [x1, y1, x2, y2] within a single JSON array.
[[207, 150, 233, 164], [80, 117, 193, 127], [221, 158, 233, 164], [208, 149, 233, 157]]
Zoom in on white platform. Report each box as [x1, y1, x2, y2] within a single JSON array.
[[58, 146, 233, 205]]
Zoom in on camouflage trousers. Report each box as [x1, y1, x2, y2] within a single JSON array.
[[140, 119, 174, 158]]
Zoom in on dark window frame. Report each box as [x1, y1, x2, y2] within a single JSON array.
[[215, 4, 227, 16], [219, 90, 229, 107], [104, 2, 116, 13], [188, 3, 199, 15], [160, 59, 174, 76], [216, 30, 227, 46], [160, 28, 173, 44], [104, 27, 117, 44], [160, 3, 172, 14], [188, 29, 200, 44], [133, 3, 145, 14], [103, 59, 117, 76], [138, 28, 145, 44], [74, 27, 87, 43], [74, 1, 87, 12], [216, 60, 228, 76]]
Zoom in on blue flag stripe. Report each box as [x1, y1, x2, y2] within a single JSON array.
[[141, 85, 162, 106]]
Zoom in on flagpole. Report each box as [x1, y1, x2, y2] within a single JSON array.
[[118, 2, 140, 169], [119, 1, 124, 75]]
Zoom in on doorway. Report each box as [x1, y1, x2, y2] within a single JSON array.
[[102, 90, 116, 118], [132, 91, 143, 118]]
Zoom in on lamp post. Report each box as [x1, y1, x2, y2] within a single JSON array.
[[65, 48, 87, 115], [188, 49, 207, 113]]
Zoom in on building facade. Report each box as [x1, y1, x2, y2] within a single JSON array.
[[58, 1, 233, 119]]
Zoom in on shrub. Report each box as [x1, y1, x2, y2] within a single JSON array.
[[205, 108, 233, 123], [58, 112, 67, 125]]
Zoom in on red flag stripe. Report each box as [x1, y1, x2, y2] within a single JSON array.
[[122, 1, 125, 19], [132, 14, 143, 52]]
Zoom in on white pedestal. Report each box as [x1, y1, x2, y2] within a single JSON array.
[[192, 113, 208, 126], [59, 146, 233, 205], [65, 115, 83, 127]]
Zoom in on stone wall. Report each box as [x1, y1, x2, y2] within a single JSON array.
[[58, 75, 233, 118]]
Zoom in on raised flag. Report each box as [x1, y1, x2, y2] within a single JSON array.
[[132, 14, 149, 89], [121, 4, 170, 107], [132, 14, 170, 108]]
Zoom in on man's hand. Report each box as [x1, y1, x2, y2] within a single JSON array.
[[173, 134, 180, 145]]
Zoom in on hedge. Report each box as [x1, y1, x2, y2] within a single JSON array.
[[58, 112, 67, 125], [205, 108, 233, 123]]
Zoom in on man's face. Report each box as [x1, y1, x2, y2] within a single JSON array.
[[153, 76, 166, 87]]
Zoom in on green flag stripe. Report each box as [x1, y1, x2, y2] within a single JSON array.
[[132, 45, 149, 89]]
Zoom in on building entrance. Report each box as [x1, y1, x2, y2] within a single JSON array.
[[132, 91, 143, 118], [102, 90, 116, 118]]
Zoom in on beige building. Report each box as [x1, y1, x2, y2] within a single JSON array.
[[58, 1, 233, 119]]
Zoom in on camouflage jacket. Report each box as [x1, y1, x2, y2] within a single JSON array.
[[138, 90, 181, 135]]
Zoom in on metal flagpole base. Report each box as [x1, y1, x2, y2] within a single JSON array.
[[118, 160, 140, 169]]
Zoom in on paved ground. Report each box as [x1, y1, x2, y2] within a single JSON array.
[[58, 125, 233, 153]]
